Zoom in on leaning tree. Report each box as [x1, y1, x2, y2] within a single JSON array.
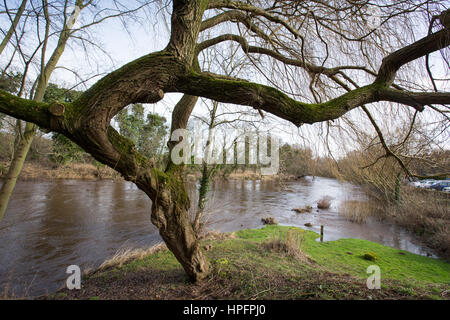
[[0, 0, 449, 281]]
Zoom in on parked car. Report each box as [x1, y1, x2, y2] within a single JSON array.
[[430, 181, 450, 191], [443, 187, 450, 193], [419, 180, 436, 188], [410, 181, 422, 187]]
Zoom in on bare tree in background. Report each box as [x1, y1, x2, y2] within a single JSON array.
[[191, 44, 266, 234], [0, 0, 27, 55], [0, 0, 154, 220], [0, 0, 449, 281]]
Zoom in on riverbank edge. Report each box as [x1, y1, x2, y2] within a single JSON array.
[[0, 161, 122, 181], [43, 225, 450, 300], [0, 161, 304, 182]]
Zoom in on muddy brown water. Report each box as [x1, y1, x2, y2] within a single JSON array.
[[0, 177, 438, 297]]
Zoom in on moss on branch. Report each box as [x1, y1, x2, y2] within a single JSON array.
[[0, 90, 52, 128], [177, 71, 381, 125]]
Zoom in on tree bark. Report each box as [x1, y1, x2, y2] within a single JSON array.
[[149, 165, 209, 281], [160, 92, 210, 281], [0, 122, 36, 221]]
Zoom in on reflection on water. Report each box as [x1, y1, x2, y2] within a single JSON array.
[[0, 177, 437, 297]]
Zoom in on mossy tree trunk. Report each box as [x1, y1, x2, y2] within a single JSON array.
[[162, 92, 209, 280], [149, 164, 209, 281]]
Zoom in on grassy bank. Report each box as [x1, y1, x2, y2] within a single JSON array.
[[46, 225, 450, 300]]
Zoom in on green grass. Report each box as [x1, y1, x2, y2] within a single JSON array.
[[238, 225, 450, 285], [59, 225, 449, 300]]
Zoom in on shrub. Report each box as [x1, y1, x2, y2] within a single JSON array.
[[292, 205, 312, 214], [317, 197, 332, 209], [263, 229, 308, 261], [363, 252, 378, 261], [339, 200, 379, 224], [261, 217, 277, 225]]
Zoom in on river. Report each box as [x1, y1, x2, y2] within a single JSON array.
[[0, 177, 437, 297]]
